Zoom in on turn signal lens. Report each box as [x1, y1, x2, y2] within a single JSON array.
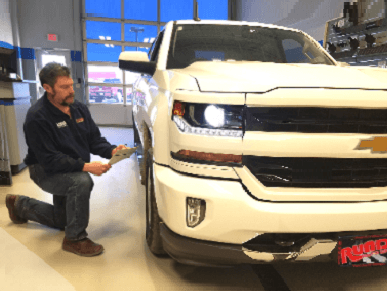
[[173, 101, 185, 116], [187, 197, 206, 227], [177, 150, 242, 164]]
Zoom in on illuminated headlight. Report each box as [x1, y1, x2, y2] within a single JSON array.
[[205, 105, 225, 127], [186, 197, 206, 228], [172, 101, 244, 137]]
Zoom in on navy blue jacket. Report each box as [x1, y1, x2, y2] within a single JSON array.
[[24, 92, 117, 175]]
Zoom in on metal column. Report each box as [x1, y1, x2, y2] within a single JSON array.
[[0, 100, 12, 185]]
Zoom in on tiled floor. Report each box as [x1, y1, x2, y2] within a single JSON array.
[[0, 127, 264, 291], [2, 127, 387, 291]]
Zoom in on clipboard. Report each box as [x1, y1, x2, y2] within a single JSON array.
[[108, 146, 138, 165]]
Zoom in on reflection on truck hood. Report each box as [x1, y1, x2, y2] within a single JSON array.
[[171, 61, 387, 93]]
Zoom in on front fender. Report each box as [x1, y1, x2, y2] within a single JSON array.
[[148, 88, 171, 166]]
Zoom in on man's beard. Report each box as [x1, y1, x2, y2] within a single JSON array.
[[60, 96, 74, 106], [52, 89, 75, 106]]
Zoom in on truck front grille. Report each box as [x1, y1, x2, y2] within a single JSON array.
[[243, 156, 387, 188], [245, 107, 387, 134]]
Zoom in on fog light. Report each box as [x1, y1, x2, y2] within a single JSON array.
[[186, 197, 206, 227]]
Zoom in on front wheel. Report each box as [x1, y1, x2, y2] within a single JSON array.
[[145, 148, 167, 256]]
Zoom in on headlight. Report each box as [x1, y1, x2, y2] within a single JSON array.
[[204, 105, 225, 127], [172, 101, 244, 137]]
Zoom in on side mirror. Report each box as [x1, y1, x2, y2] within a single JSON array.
[[337, 61, 350, 67], [119, 52, 156, 76]]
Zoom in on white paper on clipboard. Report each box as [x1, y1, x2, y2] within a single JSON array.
[[108, 147, 138, 165]]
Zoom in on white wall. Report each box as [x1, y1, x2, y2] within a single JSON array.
[[89, 105, 133, 127], [0, 0, 13, 46], [237, 0, 348, 41], [17, 0, 82, 50]]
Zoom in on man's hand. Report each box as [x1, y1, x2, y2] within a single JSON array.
[[112, 144, 129, 157], [83, 161, 111, 176]]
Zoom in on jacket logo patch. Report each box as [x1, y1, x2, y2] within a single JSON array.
[[76, 118, 84, 123], [56, 121, 67, 128]]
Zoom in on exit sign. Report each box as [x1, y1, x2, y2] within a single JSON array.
[[47, 34, 58, 42]]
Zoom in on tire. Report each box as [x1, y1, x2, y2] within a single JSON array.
[[132, 113, 140, 146], [146, 148, 167, 256]]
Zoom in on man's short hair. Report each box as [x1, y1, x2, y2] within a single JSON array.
[[39, 62, 71, 88]]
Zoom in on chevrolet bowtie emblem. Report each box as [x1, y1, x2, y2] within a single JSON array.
[[356, 136, 387, 153]]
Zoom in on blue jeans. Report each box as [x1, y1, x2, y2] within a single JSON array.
[[16, 163, 94, 241]]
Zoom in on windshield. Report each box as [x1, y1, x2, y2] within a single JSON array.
[[167, 24, 335, 69]]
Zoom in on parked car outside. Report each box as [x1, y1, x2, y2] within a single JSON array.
[[104, 78, 123, 103], [89, 77, 123, 103], [89, 86, 113, 103]]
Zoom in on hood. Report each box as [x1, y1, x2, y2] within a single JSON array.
[[171, 61, 387, 92]]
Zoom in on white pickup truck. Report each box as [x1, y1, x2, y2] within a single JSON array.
[[119, 20, 387, 268]]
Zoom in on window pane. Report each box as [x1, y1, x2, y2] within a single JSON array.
[[87, 43, 122, 62], [124, 0, 157, 21], [89, 86, 123, 104], [85, 0, 121, 19], [124, 24, 158, 43], [167, 25, 335, 69], [86, 21, 121, 41], [198, 0, 228, 20], [125, 70, 141, 85], [42, 55, 66, 67], [88, 65, 123, 84], [125, 46, 151, 54], [282, 40, 306, 63], [126, 87, 133, 105], [161, 0, 193, 22]]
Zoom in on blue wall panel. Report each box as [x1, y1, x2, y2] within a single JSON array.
[[71, 51, 82, 62], [0, 41, 13, 49], [20, 48, 35, 60]]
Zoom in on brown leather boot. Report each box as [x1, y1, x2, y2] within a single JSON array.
[[62, 237, 104, 257], [6, 194, 28, 224]]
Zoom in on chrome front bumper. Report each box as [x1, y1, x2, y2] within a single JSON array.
[[243, 238, 337, 262], [160, 223, 341, 267]]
